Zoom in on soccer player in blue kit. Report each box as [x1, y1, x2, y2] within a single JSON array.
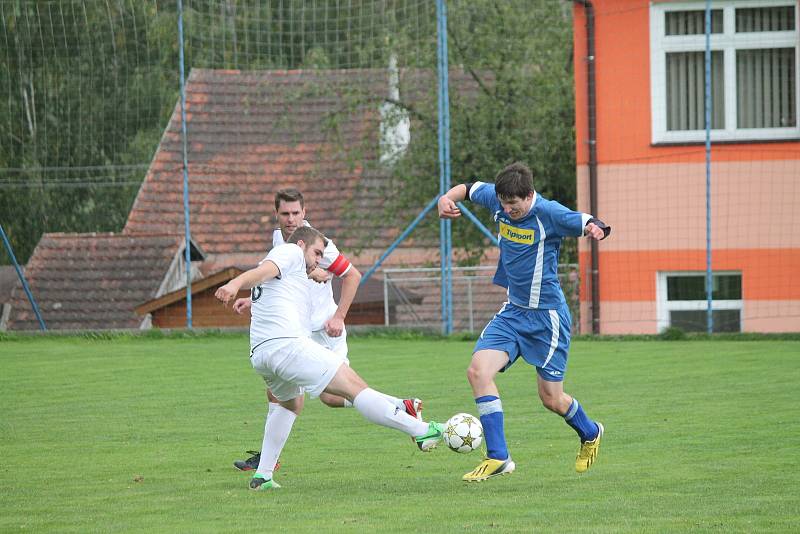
[[438, 162, 611, 482]]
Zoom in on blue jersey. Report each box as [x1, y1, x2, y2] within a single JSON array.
[[469, 182, 589, 310]]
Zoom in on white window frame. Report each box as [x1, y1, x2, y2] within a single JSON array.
[[656, 271, 743, 332], [650, 0, 800, 143]]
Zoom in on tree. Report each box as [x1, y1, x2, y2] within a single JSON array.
[[346, 0, 576, 264], [0, 0, 178, 264], [1, 0, 576, 267]]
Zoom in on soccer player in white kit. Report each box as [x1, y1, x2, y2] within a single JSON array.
[[231, 189, 423, 472], [215, 226, 444, 490]]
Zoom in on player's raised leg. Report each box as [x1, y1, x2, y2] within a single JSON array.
[[463, 349, 516, 482], [311, 330, 419, 415], [323, 364, 443, 451], [322, 386, 422, 418], [538, 376, 602, 473]]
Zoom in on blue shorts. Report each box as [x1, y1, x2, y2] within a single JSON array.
[[474, 302, 572, 382]]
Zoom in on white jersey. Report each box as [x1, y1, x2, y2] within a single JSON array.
[[272, 226, 352, 331], [249, 243, 312, 352]]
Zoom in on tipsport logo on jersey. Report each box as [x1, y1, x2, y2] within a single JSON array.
[[499, 221, 534, 245]]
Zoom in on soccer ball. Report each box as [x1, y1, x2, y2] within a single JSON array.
[[443, 413, 483, 453]]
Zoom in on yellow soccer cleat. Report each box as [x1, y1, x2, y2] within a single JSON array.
[[575, 422, 604, 473], [462, 457, 516, 482]]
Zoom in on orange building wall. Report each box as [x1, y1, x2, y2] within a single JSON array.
[[573, 0, 800, 333], [573, 1, 800, 165]]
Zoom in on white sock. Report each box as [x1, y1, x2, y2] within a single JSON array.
[[258, 402, 281, 446], [255, 404, 296, 479], [343, 394, 402, 410], [266, 402, 280, 423], [380, 393, 405, 409], [352, 388, 428, 437]]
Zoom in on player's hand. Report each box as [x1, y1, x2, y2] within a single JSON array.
[[308, 267, 332, 284], [215, 283, 238, 305], [232, 297, 251, 315], [324, 316, 344, 337], [584, 222, 606, 240], [438, 195, 461, 219]]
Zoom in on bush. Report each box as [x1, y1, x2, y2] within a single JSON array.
[[659, 326, 687, 340]]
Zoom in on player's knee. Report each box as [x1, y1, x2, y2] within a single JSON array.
[[466, 363, 488, 387], [541, 392, 571, 414], [281, 396, 304, 415], [540, 396, 560, 412], [538, 391, 561, 412]]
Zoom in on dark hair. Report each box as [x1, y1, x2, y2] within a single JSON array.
[[274, 188, 304, 210], [494, 162, 534, 200], [287, 226, 327, 248]]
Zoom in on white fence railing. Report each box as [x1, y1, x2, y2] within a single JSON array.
[[381, 264, 579, 333]]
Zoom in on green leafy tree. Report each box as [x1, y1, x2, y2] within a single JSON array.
[[346, 0, 576, 264], [1, 0, 575, 269], [0, 0, 178, 264]]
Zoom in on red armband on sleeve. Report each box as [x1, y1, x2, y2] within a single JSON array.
[[327, 254, 352, 277]]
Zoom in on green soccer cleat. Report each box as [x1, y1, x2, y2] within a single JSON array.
[[415, 421, 444, 451], [249, 474, 281, 491], [575, 422, 604, 473]]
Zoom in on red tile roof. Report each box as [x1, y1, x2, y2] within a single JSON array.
[[123, 68, 480, 256], [5, 68, 485, 331], [6, 233, 187, 331]]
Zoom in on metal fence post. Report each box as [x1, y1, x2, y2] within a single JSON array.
[[467, 276, 474, 332], [383, 274, 390, 326]]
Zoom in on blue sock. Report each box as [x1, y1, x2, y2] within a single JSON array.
[[476, 395, 509, 460], [563, 399, 599, 442]]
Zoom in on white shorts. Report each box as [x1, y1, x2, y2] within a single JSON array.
[[311, 327, 349, 362], [250, 337, 346, 402]]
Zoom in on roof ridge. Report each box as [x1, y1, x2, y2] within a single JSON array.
[[43, 232, 184, 240]]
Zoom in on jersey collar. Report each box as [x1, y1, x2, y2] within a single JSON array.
[[522, 191, 538, 218]]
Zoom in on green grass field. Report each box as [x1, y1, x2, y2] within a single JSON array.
[[1, 334, 798, 533]]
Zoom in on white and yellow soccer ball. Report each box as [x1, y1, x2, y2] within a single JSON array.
[[443, 413, 483, 453]]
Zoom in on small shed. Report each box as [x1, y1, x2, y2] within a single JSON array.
[[136, 268, 417, 328]]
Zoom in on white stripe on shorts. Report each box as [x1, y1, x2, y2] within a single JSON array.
[[479, 302, 507, 339], [542, 309, 560, 369]]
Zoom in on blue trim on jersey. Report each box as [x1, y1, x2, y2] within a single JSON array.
[[470, 182, 585, 309]]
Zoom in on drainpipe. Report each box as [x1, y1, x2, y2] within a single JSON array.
[[574, 0, 600, 334]]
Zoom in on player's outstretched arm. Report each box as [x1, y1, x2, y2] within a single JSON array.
[[438, 184, 468, 219], [215, 261, 280, 305]]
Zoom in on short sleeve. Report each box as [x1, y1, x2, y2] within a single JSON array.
[[545, 200, 586, 238], [468, 182, 500, 212], [264, 244, 305, 277], [271, 228, 285, 247]]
